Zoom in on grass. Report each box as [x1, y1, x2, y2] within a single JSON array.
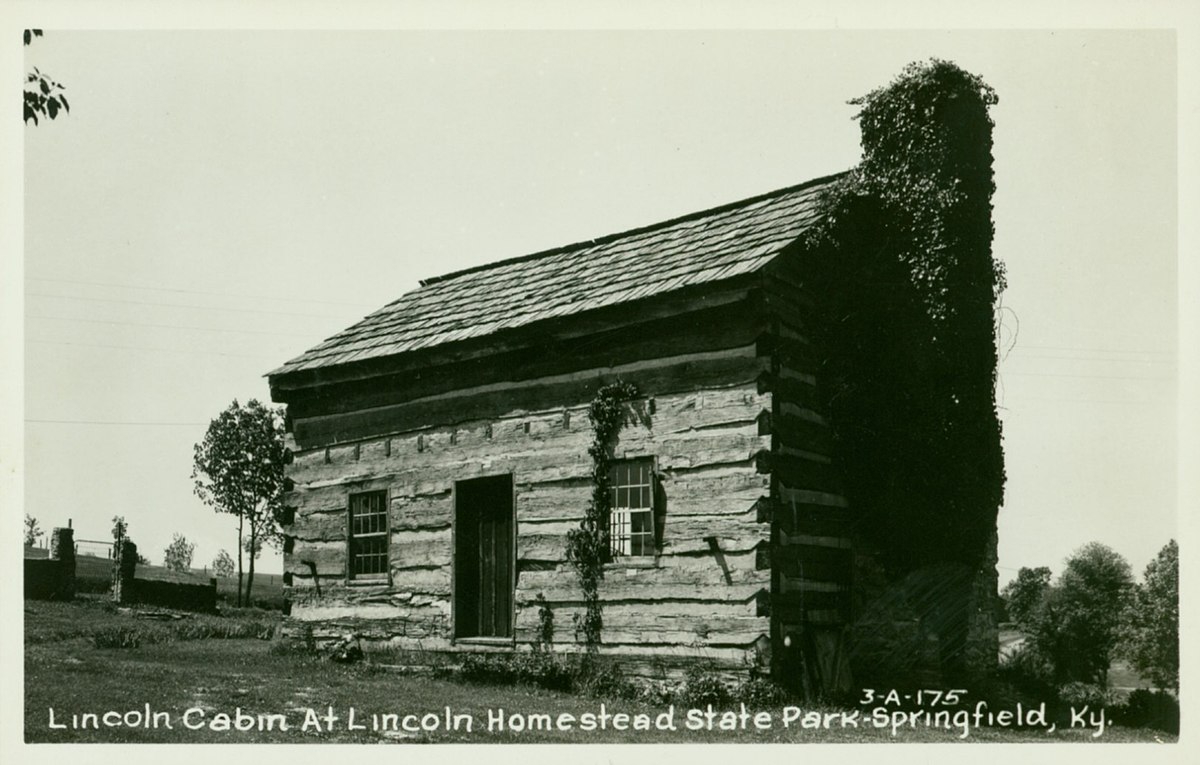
[[24, 595, 278, 646], [24, 599, 1177, 744]]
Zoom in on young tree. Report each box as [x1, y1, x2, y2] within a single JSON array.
[[1000, 566, 1052, 629], [24, 30, 69, 125], [192, 399, 287, 606], [1120, 540, 1178, 692], [1028, 542, 1134, 686], [163, 534, 196, 573], [211, 549, 236, 579], [24, 514, 42, 547]]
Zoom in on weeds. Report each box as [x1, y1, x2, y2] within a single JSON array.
[[26, 597, 277, 648]]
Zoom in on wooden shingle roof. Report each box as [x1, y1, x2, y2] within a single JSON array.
[[270, 172, 844, 377]]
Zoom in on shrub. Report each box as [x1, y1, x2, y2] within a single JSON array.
[[515, 652, 574, 691], [459, 653, 517, 684], [675, 668, 732, 708], [1056, 681, 1112, 709], [574, 658, 637, 700], [1111, 689, 1179, 734], [325, 634, 365, 664], [634, 680, 675, 706], [996, 644, 1057, 700]]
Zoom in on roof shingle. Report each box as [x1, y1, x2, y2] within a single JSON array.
[[270, 172, 843, 377]]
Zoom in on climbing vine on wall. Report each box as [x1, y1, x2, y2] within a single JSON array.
[[565, 379, 640, 649], [799, 59, 1006, 573]]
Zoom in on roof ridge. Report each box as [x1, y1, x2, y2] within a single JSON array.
[[416, 170, 848, 289]]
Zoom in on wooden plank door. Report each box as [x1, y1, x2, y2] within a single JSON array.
[[454, 474, 514, 638]]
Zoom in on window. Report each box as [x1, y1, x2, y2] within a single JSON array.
[[608, 459, 655, 557], [349, 491, 388, 578]]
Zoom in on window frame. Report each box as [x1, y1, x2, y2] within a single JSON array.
[[607, 457, 658, 560], [347, 489, 390, 582]]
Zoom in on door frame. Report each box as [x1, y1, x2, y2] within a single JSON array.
[[450, 472, 517, 645]]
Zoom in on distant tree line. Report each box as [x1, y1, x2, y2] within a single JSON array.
[[1000, 540, 1178, 694]]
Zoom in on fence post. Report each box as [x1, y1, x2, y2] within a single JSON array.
[[112, 539, 139, 604], [50, 527, 75, 599]]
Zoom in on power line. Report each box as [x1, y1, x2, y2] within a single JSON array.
[[26, 275, 376, 309], [26, 291, 358, 320], [27, 313, 314, 338], [1012, 344, 1174, 357], [1001, 395, 1161, 406], [1006, 352, 1175, 366], [28, 338, 289, 360], [1002, 370, 1175, 382], [26, 418, 206, 426]]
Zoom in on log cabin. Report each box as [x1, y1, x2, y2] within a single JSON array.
[[268, 104, 1001, 693]]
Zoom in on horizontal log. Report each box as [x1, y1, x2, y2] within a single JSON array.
[[516, 627, 768, 648], [769, 589, 845, 614], [775, 483, 849, 509], [756, 370, 822, 411], [391, 537, 452, 569], [290, 512, 346, 542], [289, 582, 450, 608], [761, 269, 818, 309], [289, 568, 452, 596], [768, 491, 854, 532], [773, 545, 853, 582], [658, 489, 765, 518], [770, 412, 834, 455], [287, 542, 344, 577], [756, 333, 816, 372], [756, 450, 842, 493], [778, 400, 828, 426], [514, 483, 591, 521], [782, 532, 853, 549], [291, 614, 451, 640], [291, 346, 772, 447], [288, 424, 768, 495], [626, 548, 763, 576], [288, 534, 452, 575], [392, 495, 453, 530], [778, 577, 846, 595], [517, 533, 568, 563], [660, 462, 770, 493], [289, 497, 452, 542], [520, 577, 767, 607]]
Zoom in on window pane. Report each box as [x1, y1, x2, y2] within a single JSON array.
[[350, 491, 388, 577], [607, 459, 654, 556]]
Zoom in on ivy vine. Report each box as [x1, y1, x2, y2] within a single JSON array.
[[565, 379, 640, 649], [798, 59, 1006, 574]]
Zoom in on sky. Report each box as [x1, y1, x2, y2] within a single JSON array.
[[15, 28, 1181, 586]]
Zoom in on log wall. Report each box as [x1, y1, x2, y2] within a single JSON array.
[[277, 298, 779, 679], [757, 268, 857, 696]]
